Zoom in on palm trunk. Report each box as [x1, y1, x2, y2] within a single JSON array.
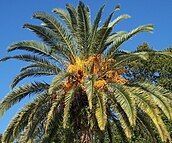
[[80, 128, 92, 143]]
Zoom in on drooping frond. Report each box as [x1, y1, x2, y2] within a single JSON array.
[[11, 67, 55, 88], [85, 76, 95, 110], [130, 86, 171, 142], [14, 93, 50, 142], [108, 83, 136, 126], [0, 54, 61, 73], [48, 72, 68, 95], [110, 97, 132, 139], [8, 41, 61, 62], [95, 91, 107, 130], [109, 109, 129, 142], [135, 82, 172, 120], [2, 93, 48, 143], [23, 23, 59, 46], [0, 82, 49, 118], [21, 97, 50, 142], [63, 88, 75, 128], [137, 109, 157, 143], [45, 94, 64, 135]]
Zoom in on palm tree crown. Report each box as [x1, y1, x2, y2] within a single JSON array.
[[0, 1, 172, 143]]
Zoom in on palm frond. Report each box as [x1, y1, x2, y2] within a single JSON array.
[[24, 105, 50, 142], [130, 86, 171, 142], [105, 31, 126, 47], [108, 83, 136, 126], [110, 98, 132, 139], [88, 4, 105, 55], [85, 76, 95, 110], [11, 67, 55, 88], [63, 89, 75, 128], [8, 41, 61, 62], [2, 93, 48, 143], [0, 54, 61, 73], [108, 14, 131, 28], [111, 51, 150, 68], [2, 105, 34, 143], [66, 3, 78, 32], [156, 51, 172, 58], [14, 93, 49, 142], [45, 95, 64, 136], [0, 82, 49, 118], [23, 23, 59, 46], [95, 91, 107, 130], [107, 24, 154, 57], [137, 109, 157, 143], [94, 12, 114, 54], [48, 72, 68, 95], [32, 12, 76, 62], [53, 8, 74, 32], [77, 1, 91, 55], [136, 82, 172, 120]]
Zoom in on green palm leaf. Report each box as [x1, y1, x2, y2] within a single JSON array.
[[23, 23, 59, 46], [8, 41, 61, 62], [137, 82, 172, 120], [2, 93, 48, 143], [107, 24, 154, 57], [137, 109, 157, 143], [108, 83, 136, 126], [88, 4, 105, 55], [63, 89, 75, 128], [32, 11, 76, 62], [108, 14, 131, 28], [130, 87, 171, 142], [85, 76, 95, 110], [95, 91, 107, 130], [14, 94, 50, 142], [77, 1, 90, 55], [66, 3, 78, 32], [11, 67, 55, 88], [0, 54, 61, 73], [45, 94, 64, 135], [53, 8, 74, 33], [0, 82, 49, 118]]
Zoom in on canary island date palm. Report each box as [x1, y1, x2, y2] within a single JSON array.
[[0, 1, 172, 143]]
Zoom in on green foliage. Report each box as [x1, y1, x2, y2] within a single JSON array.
[[128, 42, 172, 91]]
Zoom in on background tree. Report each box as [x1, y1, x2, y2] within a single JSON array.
[[0, 1, 172, 143], [127, 42, 172, 91]]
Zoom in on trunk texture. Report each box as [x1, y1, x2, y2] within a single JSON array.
[[80, 128, 92, 143]]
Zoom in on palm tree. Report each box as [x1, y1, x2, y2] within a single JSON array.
[[0, 1, 172, 143]]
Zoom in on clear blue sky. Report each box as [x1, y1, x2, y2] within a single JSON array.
[[0, 0, 172, 133]]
